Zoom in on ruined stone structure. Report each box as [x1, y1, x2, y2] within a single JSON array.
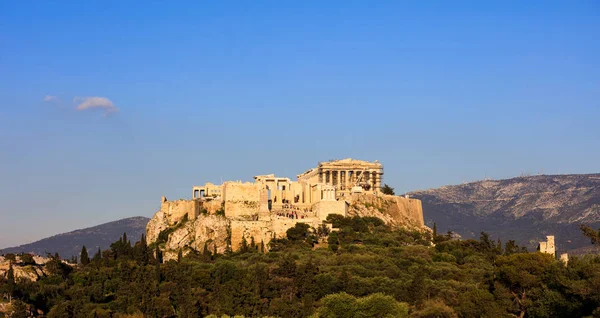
[[538, 235, 556, 256], [537, 235, 569, 264], [147, 159, 425, 260], [297, 158, 383, 193]]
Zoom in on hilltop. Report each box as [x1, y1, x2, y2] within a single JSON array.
[[408, 173, 600, 252], [1, 217, 149, 259]]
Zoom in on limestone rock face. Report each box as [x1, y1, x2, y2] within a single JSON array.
[[146, 193, 428, 257], [146, 209, 168, 244], [347, 194, 425, 230], [147, 213, 231, 262], [0, 255, 65, 282]]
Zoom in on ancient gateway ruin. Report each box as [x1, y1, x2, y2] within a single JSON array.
[[146, 159, 425, 258]]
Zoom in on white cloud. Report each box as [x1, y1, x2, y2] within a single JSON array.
[[74, 96, 118, 115], [43, 95, 58, 102]]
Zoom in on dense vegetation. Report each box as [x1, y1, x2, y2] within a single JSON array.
[[1, 216, 600, 317]]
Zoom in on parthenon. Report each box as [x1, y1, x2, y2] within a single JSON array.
[[297, 158, 384, 192]]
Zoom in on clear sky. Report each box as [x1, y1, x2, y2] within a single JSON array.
[[1, 1, 599, 248]]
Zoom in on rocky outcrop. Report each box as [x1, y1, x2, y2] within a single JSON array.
[[347, 194, 425, 230], [146, 210, 169, 244], [0, 255, 65, 282], [160, 215, 230, 261], [147, 193, 427, 258]]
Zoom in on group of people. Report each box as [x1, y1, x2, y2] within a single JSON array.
[[273, 204, 314, 220], [275, 212, 304, 219]]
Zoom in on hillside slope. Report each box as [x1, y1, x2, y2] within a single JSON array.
[[408, 174, 600, 252], [1, 216, 149, 259]]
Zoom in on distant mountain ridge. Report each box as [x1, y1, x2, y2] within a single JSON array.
[[408, 173, 600, 253], [1, 216, 150, 259]]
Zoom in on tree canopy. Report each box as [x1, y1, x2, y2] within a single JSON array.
[[0, 217, 599, 317]]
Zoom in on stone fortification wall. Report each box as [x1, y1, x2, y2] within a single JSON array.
[[230, 220, 274, 251], [223, 182, 264, 218], [202, 199, 223, 215], [314, 201, 348, 221], [159, 197, 200, 225]]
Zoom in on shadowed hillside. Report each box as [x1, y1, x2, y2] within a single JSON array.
[[408, 174, 600, 253], [1, 216, 150, 259]]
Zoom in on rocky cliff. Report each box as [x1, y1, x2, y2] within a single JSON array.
[[146, 193, 425, 260], [0, 255, 67, 282], [408, 173, 600, 252], [347, 193, 424, 229]]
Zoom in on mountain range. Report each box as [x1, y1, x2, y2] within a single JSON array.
[[1, 216, 149, 259], [408, 173, 600, 253]]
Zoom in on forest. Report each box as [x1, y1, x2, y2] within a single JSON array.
[[1, 215, 599, 318]]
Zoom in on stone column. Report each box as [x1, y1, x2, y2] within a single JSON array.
[[371, 171, 377, 190]]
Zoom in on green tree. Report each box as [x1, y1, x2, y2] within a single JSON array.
[[319, 292, 357, 318], [80, 245, 90, 265], [411, 299, 458, 318], [134, 233, 150, 265], [580, 224, 600, 246], [381, 184, 395, 195], [4, 253, 16, 262], [7, 263, 15, 302], [240, 235, 249, 253], [286, 223, 311, 242], [202, 242, 211, 259], [328, 231, 340, 252], [20, 253, 35, 265], [10, 300, 28, 318], [504, 240, 520, 255], [495, 252, 555, 318], [355, 293, 409, 318]]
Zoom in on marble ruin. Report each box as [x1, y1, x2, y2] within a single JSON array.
[[147, 158, 425, 255]]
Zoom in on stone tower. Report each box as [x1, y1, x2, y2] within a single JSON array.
[[538, 235, 556, 256]]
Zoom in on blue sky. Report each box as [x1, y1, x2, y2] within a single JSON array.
[[1, 1, 599, 248]]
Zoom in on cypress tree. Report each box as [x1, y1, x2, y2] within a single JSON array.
[[241, 235, 249, 253], [155, 245, 162, 283], [93, 248, 102, 263], [202, 242, 211, 258], [177, 249, 183, 263], [7, 263, 15, 302], [80, 245, 90, 265], [135, 234, 149, 265]]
